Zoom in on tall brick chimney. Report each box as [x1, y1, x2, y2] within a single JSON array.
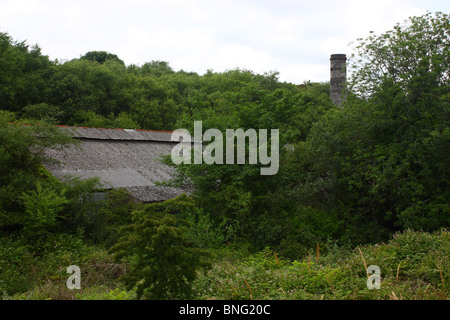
[[330, 54, 347, 106]]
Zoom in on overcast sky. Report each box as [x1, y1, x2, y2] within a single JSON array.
[[0, 0, 448, 84]]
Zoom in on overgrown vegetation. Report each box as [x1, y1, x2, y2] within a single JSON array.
[[192, 229, 448, 300], [0, 12, 448, 300]]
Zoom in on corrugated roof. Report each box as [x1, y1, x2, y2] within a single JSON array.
[[57, 125, 175, 142], [43, 126, 186, 202]]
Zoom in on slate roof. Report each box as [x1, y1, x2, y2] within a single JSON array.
[[58, 125, 174, 142], [43, 126, 185, 202]]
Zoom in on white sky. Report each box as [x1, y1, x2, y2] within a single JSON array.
[[0, 0, 448, 84]]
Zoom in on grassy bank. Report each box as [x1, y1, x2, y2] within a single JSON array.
[[3, 229, 448, 300]]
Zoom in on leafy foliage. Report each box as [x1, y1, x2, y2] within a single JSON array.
[[0, 118, 73, 232], [20, 181, 68, 238], [349, 11, 449, 97], [110, 195, 211, 299], [193, 229, 449, 300], [284, 12, 450, 244], [80, 51, 125, 65]]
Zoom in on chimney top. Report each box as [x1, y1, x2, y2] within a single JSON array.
[[330, 54, 347, 60]]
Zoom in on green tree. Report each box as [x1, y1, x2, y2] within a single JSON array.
[[0, 117, 73, 233], [140, 60, 175, 77], [349, 11, 449, 97], [127, 73, 182, 130], [80, 51, 125, 65], [73, 110, 140, 129], [55, 59, 129, 120], [20, 181, 68, 238], [288, 11, 450, 244], [163, 78, 334, 256], [20, 103, 62, 123], [0, 32, 52, 112], [110, 195, 210, 300]]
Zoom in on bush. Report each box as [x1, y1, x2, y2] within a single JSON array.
[[110, 194, 211, 300], [183, 208, 239, 249], [0, 237, 35, 296], [6, 233, 126, 300], [20, 181, 68, 238], [192, 230, 449, 300], [75, 188, 141, 248]]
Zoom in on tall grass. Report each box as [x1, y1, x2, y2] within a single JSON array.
[[192, 229, 449, 300], [4, 229, 448, 300]]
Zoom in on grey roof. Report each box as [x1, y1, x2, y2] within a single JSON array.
[[44, 126, 185, 202], [57, 125, 174, 142]]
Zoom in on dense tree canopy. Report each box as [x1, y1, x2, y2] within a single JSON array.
[[80, 51, 125, 65], [163, 11, 449, 255], [349, 11, 449, 97]]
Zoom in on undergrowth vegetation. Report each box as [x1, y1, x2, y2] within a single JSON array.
[[2, 229, 448, 300], [192, 229, 449, 300]]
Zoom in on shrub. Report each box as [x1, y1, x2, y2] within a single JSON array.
[[20, 181, 68, 238], [183, 208, 238, 249], [192, 230, 449, 300], [110, 194, 211, 300], [0, 237, 35, 296]]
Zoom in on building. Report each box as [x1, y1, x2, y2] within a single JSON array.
[[43, 125, 185, 203]]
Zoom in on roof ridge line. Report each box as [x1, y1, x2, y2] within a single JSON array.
[[8, 122, 180, 133]]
